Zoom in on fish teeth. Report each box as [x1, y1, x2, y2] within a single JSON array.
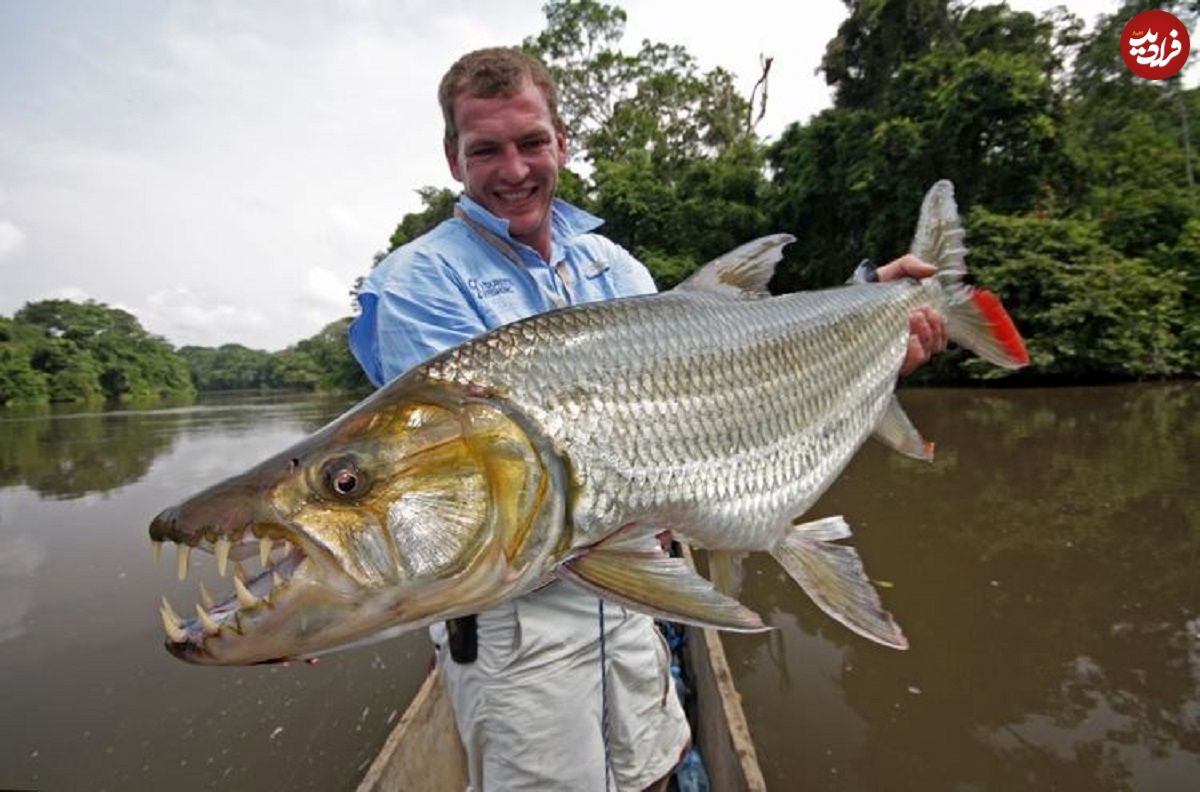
[[160, 598, 187, 643], [259, 537, 273, 568], [215, 537, 231, 577], [176, 544, 191, 581], [195, 604, 220, 635], [272, 572, 285, 589], [151, 541, 162, 565], [198, 581, 215, 610], [234, 575, 260, 609]]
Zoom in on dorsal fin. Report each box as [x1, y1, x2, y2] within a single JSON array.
[[674, 233, 795, 298]]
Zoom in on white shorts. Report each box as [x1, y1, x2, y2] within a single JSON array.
[[432, 580, 690, 791]]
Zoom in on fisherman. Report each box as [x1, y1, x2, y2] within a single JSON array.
[[348, 47, 946, 792]]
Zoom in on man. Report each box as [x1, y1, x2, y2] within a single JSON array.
[[350, 47, 945, 792]]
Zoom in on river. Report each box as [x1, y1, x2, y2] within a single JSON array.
[[0, 385, 1196, 790]]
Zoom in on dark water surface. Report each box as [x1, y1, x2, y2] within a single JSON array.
[[723, 383, 1199, 791], [0, 385, 1196, 790], [0, 393, 430, 791]]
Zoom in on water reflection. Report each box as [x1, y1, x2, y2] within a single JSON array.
[[0, 534, 46, 643], [0, 393, 429, 792], [724, 384, 1199, 791], [0, 393, 359, 499]]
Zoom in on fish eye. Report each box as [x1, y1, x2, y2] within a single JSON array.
[[321, 455, 368, 499]]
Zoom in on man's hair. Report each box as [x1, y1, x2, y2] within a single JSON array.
[[438, 48, 563, 144]]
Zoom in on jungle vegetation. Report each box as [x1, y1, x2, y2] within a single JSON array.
[[2, 0, 1196, 406]]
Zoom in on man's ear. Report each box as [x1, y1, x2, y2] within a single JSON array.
[[444, 138, 463, 183], [555, 124, 568, 164]]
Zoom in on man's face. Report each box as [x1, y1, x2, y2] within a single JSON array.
[[444, 80, 568, 259]]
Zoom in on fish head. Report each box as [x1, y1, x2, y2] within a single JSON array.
[[149, 381, 565, 665]]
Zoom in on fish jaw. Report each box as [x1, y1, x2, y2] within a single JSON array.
[[149, 379, 568, 665]]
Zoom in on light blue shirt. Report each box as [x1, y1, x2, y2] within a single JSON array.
[[349, 195, 658, 386]]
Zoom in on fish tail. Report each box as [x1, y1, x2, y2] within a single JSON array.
[[911, 180, 1029, 369], [771, 516, 907, 650]]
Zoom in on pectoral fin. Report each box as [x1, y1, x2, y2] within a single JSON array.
[[872, 395, 934, 461], [560, 538, 767, 632], [772, 516, 908, 649]]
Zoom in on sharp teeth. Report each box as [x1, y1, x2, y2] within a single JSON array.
[[234, 575, 260, 609], [272, 572, 285, 589], [215, 537, 231, 576], [199, 581, 215, 610], [195, 604, 220, 635], [160, 598, 187, 643], [259, 537, 272, 568], [234, 561, 247, 581], [151, 541, 163, 564], [176, 544, 191, 581]]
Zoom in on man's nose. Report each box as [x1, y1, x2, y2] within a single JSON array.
[[497, 145, 531, 182]]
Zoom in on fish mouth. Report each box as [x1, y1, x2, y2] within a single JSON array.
[[150, 508, 316, 663]]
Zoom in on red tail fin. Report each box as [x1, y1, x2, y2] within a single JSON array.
[[969, 289, 1030, 367]]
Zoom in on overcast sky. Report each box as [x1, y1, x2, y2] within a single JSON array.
[[1, 0, 1132, 350]]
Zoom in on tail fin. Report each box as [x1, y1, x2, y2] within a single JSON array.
[[911, 181, 1029, 369]]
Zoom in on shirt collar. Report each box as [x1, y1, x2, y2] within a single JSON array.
[[456, 194, 605, 246]]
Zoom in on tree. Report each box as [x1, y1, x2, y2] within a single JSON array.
[[385, 187, 458, 252], [2, 300, 194, 405], [769, 2, 1075, 291], [288, 318, 371, 392], [522, 0, 770, 284]]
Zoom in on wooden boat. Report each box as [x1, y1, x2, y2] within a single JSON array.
[[356, 622, 766, 791]]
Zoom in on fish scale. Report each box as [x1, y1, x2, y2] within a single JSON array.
[[421, 281, 929, 552]]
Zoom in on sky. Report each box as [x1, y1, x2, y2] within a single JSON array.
[[1, 0, 1136, 350]]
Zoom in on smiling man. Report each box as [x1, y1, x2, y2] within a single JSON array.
[[351, 49, 688, 792], [349, 47, 945, 791]]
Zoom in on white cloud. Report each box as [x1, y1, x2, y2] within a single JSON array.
[[46, 286, 92, 302], [300, 266, 357, 313], [142, 287, 268, 347], [0, 220, 25, 260]]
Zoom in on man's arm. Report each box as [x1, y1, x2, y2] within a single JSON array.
[[349, 253, 488, 386], [875, 255, 948, 376]]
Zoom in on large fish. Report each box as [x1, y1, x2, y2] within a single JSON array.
[[150, 181, 1028, 664]]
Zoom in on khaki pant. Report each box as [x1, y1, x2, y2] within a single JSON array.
[[432, 581, 690, 791]]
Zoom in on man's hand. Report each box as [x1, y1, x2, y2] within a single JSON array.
[[876, 254, 948, 376]]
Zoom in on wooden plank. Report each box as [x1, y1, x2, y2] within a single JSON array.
[[359, 546, 766, 791], [356, 666, 466, 792], [685, 625, 768, 792]]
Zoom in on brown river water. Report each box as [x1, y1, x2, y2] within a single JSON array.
[[0, 384, 1196, 790]]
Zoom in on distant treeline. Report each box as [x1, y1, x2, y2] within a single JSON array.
[[5, 0, 1199, 408], [383, 0, 1200, 383], [0, 300, 367, 407]]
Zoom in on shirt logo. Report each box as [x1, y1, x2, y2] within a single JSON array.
[[467, 277, 515, 300]]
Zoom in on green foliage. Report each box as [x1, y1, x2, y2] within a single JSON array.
[[821, 0, 954, 110], [0, 300, 195, 406], [964, 208, 1187, 379], [179, 344, 276, 391], [523, 0, 770, 283], [386, 187, 458, 252], [288, 318, 371, 392], [180, 320, 370, 394], [770, 2, 1075, 291]]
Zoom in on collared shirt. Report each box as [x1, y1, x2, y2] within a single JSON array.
[[349, 195, 657, 386]]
